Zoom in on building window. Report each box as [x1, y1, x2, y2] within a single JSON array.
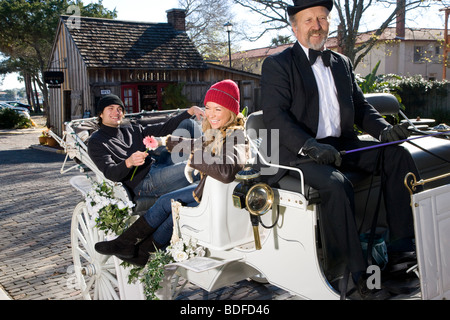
[[414, 46, 424, 63], [433, 46, 442, 63], [435, 46, 441, 56]]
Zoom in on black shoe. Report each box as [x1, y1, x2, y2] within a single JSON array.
[[357, 276, 391, 300], [94, 238, 137, 259], [383, 251, 417, 280], [381, 251, 419, 295], [118, 236, 164, 267], [94, 216, 155, 258]]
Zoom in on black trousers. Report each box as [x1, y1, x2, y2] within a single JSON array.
[[293, 137, 420, 275]]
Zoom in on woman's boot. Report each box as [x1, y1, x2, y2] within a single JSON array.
[[119, 236, 165, 267], [94, 216, 155, 259]]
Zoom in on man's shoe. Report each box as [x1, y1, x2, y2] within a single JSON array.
[[383, 251, 417, 280], [357, 276, 391, 300]]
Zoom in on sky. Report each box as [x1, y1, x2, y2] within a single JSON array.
[[1, 0, 448, 90]]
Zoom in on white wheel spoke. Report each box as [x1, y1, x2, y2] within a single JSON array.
[[100, 275, 120, 300], [75, 246, 91, 263], [71, 201, 120, 300], [81, 276, 95, 298], [103, 269, 120, 288]]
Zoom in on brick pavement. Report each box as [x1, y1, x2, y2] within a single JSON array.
[[0, 118, 298, 301]]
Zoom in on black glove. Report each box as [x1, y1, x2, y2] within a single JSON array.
[[302, 138, 342, 166], [380, 122, 410, 143]]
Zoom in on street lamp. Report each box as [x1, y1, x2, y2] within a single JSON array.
[[224, 22, 233, 68]]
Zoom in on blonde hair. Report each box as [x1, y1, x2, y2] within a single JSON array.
[[201, 110, 246, 156]]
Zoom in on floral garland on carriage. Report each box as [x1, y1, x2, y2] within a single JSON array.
[[85, 180, 205, 300]]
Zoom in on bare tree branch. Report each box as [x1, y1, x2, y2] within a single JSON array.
[[233, 0, 450, 67]]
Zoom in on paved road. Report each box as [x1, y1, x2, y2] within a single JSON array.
[[0, 119, 297, 301]]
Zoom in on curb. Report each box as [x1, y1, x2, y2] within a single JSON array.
[[0, 128, 42, 135], [0, 286, 11, 300], [29, 144, 65, 154]]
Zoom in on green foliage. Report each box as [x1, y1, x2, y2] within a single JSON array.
[[241, 106, 248, 117], [124, 249, 172, 300], [162, 83, 191, 110], [124, 237, 206, 300], [357, 69, 450, 124], [357, 61, 381, 93], [271, 35, 292, 46], [430, 108, 450, 125], [86, 181, 134, 236], [0, 108, 32, 129], [141, 250, 173, 300], [389, 75, 448, 97], [95, 204, 131, 235], [77, 0, 117, 18]]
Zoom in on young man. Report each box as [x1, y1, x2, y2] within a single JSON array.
[[260, 0, 419, 299], [88, 94, 204, 198]]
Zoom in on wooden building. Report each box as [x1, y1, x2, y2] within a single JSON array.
[[47, 9, 260, 135]]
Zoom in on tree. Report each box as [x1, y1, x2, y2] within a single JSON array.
[[179, 0, 244, 61], [0, 0, 116, 115], [232, 0, 450, 67], [271, 35, 292, 46]]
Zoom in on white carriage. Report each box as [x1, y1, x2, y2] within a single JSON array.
[[50, 94, 450, 300]]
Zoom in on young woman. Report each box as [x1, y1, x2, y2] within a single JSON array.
[[95, 80, 248, 266]]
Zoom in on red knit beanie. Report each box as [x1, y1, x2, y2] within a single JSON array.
[[204, 79, 240, 115]]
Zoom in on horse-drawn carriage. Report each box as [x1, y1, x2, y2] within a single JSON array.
[[50, 93, 450, 300]]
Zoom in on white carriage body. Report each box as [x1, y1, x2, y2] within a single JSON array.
[[51, 96, 450, 300]]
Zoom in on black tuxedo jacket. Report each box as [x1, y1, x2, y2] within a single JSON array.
[[260, 42, 390, 183]]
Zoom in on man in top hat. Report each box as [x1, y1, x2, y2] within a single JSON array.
[[260, 0, 420, 299]]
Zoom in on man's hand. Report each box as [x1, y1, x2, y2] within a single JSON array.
[[125, 151, 148, 168], [187, 106, 205, 121], [302, 138, 342, 166], [380, 122, 410, 143]]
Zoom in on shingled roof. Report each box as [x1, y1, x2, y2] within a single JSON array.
[[60, 15, 206, 70]]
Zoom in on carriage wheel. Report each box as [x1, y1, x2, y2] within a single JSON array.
[[71, 201, 120, 300]]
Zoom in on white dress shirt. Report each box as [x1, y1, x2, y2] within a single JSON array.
[[299, 43, 341, 140]]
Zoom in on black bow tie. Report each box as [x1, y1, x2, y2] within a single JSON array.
[[309, 49, 331, 67]]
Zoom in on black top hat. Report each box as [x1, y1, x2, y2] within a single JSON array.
[[287, 0, 333, 16]]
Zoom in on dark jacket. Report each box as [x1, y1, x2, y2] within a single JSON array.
[[166, 127, 247, 201], [87, 111, 191, 191], [260, 42, 390, 184]]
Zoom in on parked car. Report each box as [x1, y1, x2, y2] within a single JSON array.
[[0, 102, 31, 119], [4, 101, 32, 112]]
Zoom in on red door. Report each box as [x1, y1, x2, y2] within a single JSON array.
[[121, 85, 139, 114]]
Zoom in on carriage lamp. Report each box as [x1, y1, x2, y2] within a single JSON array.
[[246, 183, 274, 216], [233, 167, 274, 250], [233, 167, 274, 215]]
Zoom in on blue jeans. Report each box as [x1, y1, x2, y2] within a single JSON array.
[[134, 119, 201, 197], [143, 184, 198, 245]]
